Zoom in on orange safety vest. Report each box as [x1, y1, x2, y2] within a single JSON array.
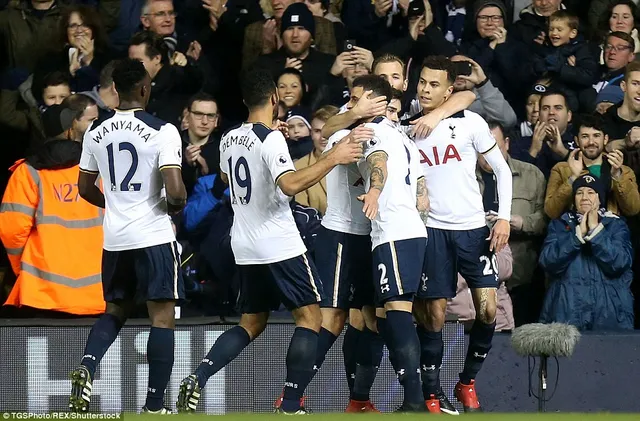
[[0, 160, 105, 315]]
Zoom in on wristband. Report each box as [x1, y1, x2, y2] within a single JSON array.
[[475, 78, 489, 88]]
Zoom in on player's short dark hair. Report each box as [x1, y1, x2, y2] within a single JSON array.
[[112, 58, 148, 99], [61, 94, 96, 120], [390, 88, 403, 101], [99, 60, 118, 88], [549, 10, 579, 31], [574, 113, 607, 135], [242, 68, 277, 108], [372, 54, 406, 78], [352, 74, 393, 102], [130, 31, 168, 64], [422, 55, 457, 84], [187, 92, 217, 111]]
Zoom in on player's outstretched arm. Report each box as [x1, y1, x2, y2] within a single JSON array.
[[416, 176, 430, 225], [321, 91, 387, 139], [357, 151, 388, 220], [78, 171, 105, 208], [161, 167, 187, 214], [410, 90, 476, 138], [278, 126, 370, 196]]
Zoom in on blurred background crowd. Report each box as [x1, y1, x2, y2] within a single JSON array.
[[0, 0, 639, 332]]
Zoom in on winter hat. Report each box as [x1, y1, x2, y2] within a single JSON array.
[[530, 83, 548, 96], [407, 0, 425, 18], [42, 104, 76, 139], [286, 105, 312, 128], [281, 3, 315, 38], [572, 174, 607, 209], [474, 0, 507, 20], [595, 85, 624, 105]]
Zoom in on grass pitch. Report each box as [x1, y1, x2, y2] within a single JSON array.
[[130, 413, 640, 421]]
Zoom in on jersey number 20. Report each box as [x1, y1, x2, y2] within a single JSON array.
[[228, 156, 252, 205], [106, 142, 141, 192]]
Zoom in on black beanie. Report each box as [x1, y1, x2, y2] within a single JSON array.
[[474, 0, 507, 20], [573, 174, 607, 209], [42, 104, 76, 139], [281, 3, 315, 38]]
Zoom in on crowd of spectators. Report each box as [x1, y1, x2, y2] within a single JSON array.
[[1, 0, 640, 332]]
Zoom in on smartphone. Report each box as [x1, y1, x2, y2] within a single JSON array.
[[454, 60, 473, 77], [68, 47, 78, 62], [344, 39, 356, 51]]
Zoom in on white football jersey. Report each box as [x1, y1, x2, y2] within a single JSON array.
[[219, 122, 306, 265], [402, 110, 497, 230], [358, 117, 426, 249], [321, 129, 371, 236], [79, 109, 181, 251]]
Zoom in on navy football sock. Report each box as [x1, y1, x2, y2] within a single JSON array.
[[384, 310, 423, 408], [145, 327, 174, 411], [342, 324, 360, 393], [195, 326, 251, 388], [313, 328, 338, 374], [460, 320, 495, 384], [352, 327, 384, 402], [376, 317, 387, 338], [81, 314, 124, 378], [417, 326, 443, 397], [282, 327, 318, 413]]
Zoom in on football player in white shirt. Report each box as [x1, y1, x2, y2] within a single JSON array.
[[176, 69, 363, 415], [407, 56, 512, 414], [349, 75, 429, 412], [70, 59, 188, 414]]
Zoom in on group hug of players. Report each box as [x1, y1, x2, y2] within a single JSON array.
[[68, 55, 511, 415]]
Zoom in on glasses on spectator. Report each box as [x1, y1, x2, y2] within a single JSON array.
[[190, 111, 218, 120], [477, 15, 503, 23], [67, 23, 89, 30], [147, 11, 177, 19], [605, 43, 632, 52]]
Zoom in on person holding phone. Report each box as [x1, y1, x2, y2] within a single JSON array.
[[449, 54, 518, 129]]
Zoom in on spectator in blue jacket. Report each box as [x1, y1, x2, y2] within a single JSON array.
[[539, 173, 635, 331]]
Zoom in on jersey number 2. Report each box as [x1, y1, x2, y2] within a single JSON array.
[[228, 156, 252, 205], [106, 142, 141, 192]]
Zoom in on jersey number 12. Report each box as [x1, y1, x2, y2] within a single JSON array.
[[228, 156, 252, 205], [106, 142, 141, 192]]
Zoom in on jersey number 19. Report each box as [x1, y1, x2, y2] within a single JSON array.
[[228, 155, 252, 205]]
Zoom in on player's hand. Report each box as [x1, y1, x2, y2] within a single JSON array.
[[567, 148, 584, 178], [351, 90, 387, 119], [485, 210, 499, 224], [606, 149, 624, 179], [357, 189, 380, 220], [346, 124, 375, 144], [329, 133, 365, 165], [488, 219, 510, 252], [185, 144, 201, 166], [410, 109, 444, 138]]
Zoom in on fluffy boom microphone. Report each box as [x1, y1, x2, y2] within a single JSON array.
[[511, 323, 580, 358], [510, 323, 581, 412]]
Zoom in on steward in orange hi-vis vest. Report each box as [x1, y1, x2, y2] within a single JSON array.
[[0, 140, 105, 315]]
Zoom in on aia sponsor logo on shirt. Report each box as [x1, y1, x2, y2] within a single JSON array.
[[419, 144, 462, 166]]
